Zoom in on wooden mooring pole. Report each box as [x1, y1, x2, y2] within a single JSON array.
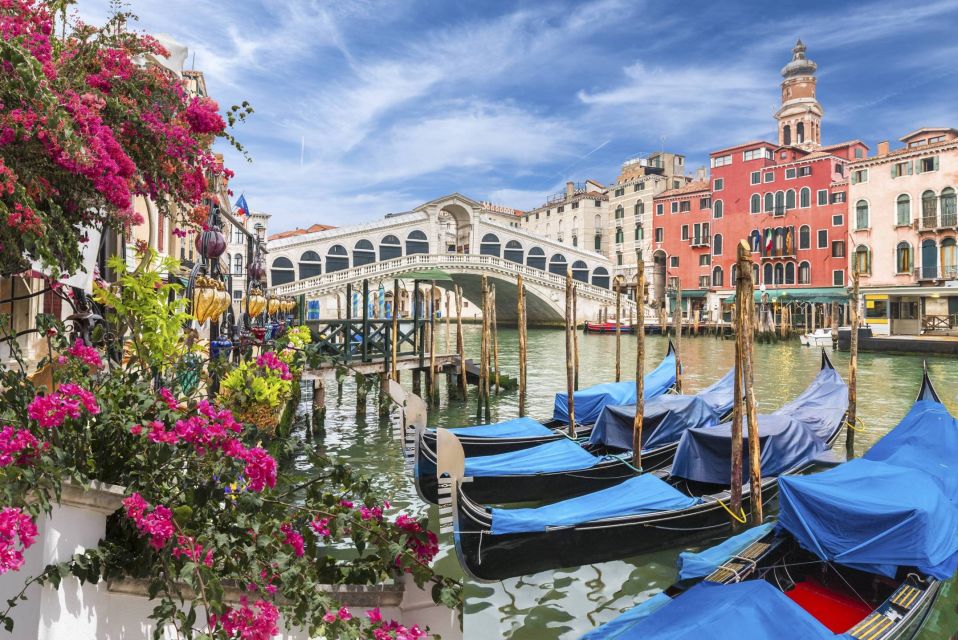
[[847, 270, 860, 460], [615, 284, 622, 382], [573, 285, 579, 391], [565, 269, 576, 437], [673, 281, 683, 393], [492, 285, 500, 395], [517, 274, 528, 417], [741, 245, 762, 525], [632, 259, 646, 468], [455, 285, 467, 400], [730, 241, 748, 527]]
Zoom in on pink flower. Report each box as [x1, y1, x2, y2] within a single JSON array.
[[360, 505, 383, 521], [64, 339, 102, 368], [158, 387, 178, 410], [339, 499, 354, 509], [394, 514, 439, 567], [215, 598, 279, 640], [183, 97, 225, 135], [129, 424, 142, 436], [322, 611, 336, 624], [255, 351, 292, 381], [172, 227, 187, 238], [122, 493, 174, 550], [280, 523, 304, 557], [0, 426, 41, 467], [0, 507, 37, 575], [309, 517, 331, 538], [366, 607, 383, 623], [241, 447, 276, 493], [337, 607, 352, 621], [27, 383, 99, 428]]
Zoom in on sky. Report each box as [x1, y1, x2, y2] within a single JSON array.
[[79, 0, 958, 233]]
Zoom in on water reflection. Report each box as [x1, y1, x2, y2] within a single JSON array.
[[310, 325, 958, 639]]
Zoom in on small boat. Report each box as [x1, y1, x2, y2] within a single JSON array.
[[584, 321, 635, 334], [411, 345, 677, 503], [581, 370, 955, 640], [800, 328, 833, 347], [447, 351, 847, 581], [417, 368, 735, 506]]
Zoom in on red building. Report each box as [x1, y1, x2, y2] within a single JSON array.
[[651, 39, 867, 322]]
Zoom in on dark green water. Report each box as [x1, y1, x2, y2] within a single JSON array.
[[314, 325, 958, 639]]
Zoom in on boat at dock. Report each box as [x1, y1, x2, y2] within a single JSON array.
[[447, 351, 847, 581], [800, 328, 833, 347], [581, 370, 955, 640], [584, 321, 635, 334]]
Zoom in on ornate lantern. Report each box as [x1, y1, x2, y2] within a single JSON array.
[[266, 295, 280, 316], [192, 276, 217, 324], [244, 287, 267, 317], [248, 258, 266, 284], [195, 227, 227, 259]]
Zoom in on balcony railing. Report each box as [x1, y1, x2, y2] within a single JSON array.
[[921, 212, 958, 229], [915, 266, 958, 280], [690, 234, 711, 247]]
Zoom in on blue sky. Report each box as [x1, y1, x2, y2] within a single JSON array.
[[81, 0, 958, 233]]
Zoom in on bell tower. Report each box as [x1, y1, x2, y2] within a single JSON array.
[[775, 39, 823, 150]]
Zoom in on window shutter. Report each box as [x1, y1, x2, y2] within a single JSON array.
[[907, 161, 913, 175], [934, 156, 940, 171]]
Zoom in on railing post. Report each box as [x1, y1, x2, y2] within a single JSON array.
[[361, 279, 369, 362]]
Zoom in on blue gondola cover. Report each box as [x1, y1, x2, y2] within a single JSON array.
[[589, 369, 735, 451], [580, 592, 672, 640], [553, 349, 676, 425], [447, 416, 554, 438], [670, 367, 847, 484], [464, 439, 602, 477], [676, 523, 775, 582], [490, 473, 700, 535]]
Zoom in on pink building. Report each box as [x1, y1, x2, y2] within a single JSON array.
[[848, 128, 958, 335]]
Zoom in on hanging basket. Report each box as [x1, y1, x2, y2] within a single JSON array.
[[230, 400, 284, 436]]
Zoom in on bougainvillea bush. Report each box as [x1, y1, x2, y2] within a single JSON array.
[[0, 0, 250, 277]]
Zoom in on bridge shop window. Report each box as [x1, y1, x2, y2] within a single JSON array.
[[326, 244, 349, 272], [298, 250, 322, 279], [480, 233, 501, 257], [379, 235, 402, 261], [548, 253, 568, 276], [591, 266, 610, 289], [526, 246, 546, 270], [270, 256, 295, 286], [405, 230, 429, 255], [572, 260, 589, 283], [504, 240, 523, 264], [353, 239, 376, 266]]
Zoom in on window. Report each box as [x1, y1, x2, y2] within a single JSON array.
[[743, 148, 771, 161], [799, 187, 811, 208], [679, 201, 691, 213], [634, 182, 645, 192], [654, 227, 664, 242], [764, 171, 774, 183], [558, 205, 565, 213], [891, 161, 912, 178], [713, 234, 723, 256], [896, 242, 912, 274], [798, 225, 810, 250], [854, 147, 864, 159], [594, 200, 602, 207], [851, 169, 868, 184], [713, 178, 724, 191], [783, 125, 791, 146], [831, 240, 846, 258], [614, 188, 625, 197], [817, 189, 828, 206], [571, 201, 579, 209], [785, 168, 797, 179], [234, 253, 244, 275], [763, 263, 773, 284], [699, 275, 711, 288], [617, 253, 623, 266], [817, 229, 828, 248], [798, 166, 811, 177], [922, 189, 938, 225], [750, 194, 761, 214], [929, 135, 945, 144], [896, 194, 911, 226], [635, 225, 643, 241], [712, 266, 724, 287], [785, 262, 795, 284], [942, 188, 957, 225], [673, 180, 682, 189], [681, 225, 689, 241], [832, 214, 843, 226], [833, 270, 845, 286], [775, 191, 785, 213], [785, 189, 796, 209], [774, 264, 784, 285], [615, 205, 624, 219], [711, 154, 732, 168], [699, 254, 711, 266], [831, 192, 846, 204], [796, 122, 805, 144], [535, 213, 540, 219], [798, 262, 810, 284], [750, 171, 761, 184], [853, 245, 871, 274], [713, 200, 723, 219], [918, 156, 939, 173], [615, 227, 624, 243], [670, 256, 679, 268], [635, 202, 645, 216], [656, 203, 664, 216], [671, 202, 678, 213], [855, 200, 869, 229], [764, 192, 774, 213], [700, 197, 711, 209]]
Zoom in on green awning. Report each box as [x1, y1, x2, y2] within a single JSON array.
[[725, 287, 847, 304], [391, 269, 454, 282], [667, 289, 708, 299]]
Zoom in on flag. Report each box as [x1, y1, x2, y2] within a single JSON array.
[[235, 194, 249, 217], [764, 228, 773, 254]]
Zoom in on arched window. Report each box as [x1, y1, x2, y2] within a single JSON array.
[[379, 234, 402, 261], [234, 253, 243, 275], [615, 227, 624, 243], [712, 234, 723, 256], [796, 122, 805, 143], [775, 191, 785, 212], [853, 245, 871, 274], [855, 200, 869, 229], [896, 194, 911, 226], [774, 227, 785, 255], [712, 266, 723, 287], [548, 253, 568, 276], [942, 188, 957, 226], [798, 225, 810, 250], [405, 230, 429, 254], [591, 266, 610, 289], [635, 202, 645, 216], [785, 262, 795, 284], [750, 194, 761, 214], [713, 200, 723, 219], [270, 256, 295, 286], [763, 263, 773, 285], [571, 260, 589, 283], [922, 190, 938, 227], [527, 246, 546, 270], [785, 189, 796, 210], [764, 192, 774, 213], [750, 229, 762, 253], [752, 263, 759, 285], [480, 233, 501, 257], [615, 205, 624, 220], [799, 187, 810, 208], [921, 239, 937, 279], [774, 263, 784, 285], [731, 264, 738, 283], [798, 261, 810, 284], [783, 124, 791, 146], [942, 238, 957, 277], [353, 239, 375, 266], [504, 240, 523, 264], [298, 250, 321, 279], [896, 242, 912, 274], [326, 244, 349, 272], [634, 224, 642, 241]]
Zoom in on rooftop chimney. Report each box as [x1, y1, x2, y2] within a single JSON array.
[[565, 181, 575, 196], [695, 167, 706, 182], [877, 141, 889, 156]]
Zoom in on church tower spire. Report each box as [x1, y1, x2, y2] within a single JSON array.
[[775, 38, 823, 149]]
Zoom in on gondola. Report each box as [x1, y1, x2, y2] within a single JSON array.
[[447, 350, 848, 581], [409, 344, 677, 498], [584, 321, 635, 334], [415, 367, 735, 505], [581, 370, 955, 640]]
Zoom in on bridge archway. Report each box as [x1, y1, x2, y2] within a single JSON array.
[[436, 201, 474, 253]]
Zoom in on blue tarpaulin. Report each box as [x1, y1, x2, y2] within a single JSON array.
[[580, 592, 672, 640], [676, 523, 775, 581], [582, 581, 835, 639], [447, 416, 553, 439], [553, 348, 676, 425], [589, 369, 736, 451], [490, 473, 700, 535], [464, 439, 602, 477], [670, 367, 847, 485]]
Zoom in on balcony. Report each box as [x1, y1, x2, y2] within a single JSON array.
[[690, 234, 711, 247], [921, 212, 958, 229], [915, 266, 958, 281]]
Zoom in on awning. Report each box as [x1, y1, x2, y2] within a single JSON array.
[[725, 287, 847, 304], [391, 269, 454, 282], [667, 289, 708, 299]]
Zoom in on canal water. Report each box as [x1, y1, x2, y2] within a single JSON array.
[[314, 325, 958, 639]]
